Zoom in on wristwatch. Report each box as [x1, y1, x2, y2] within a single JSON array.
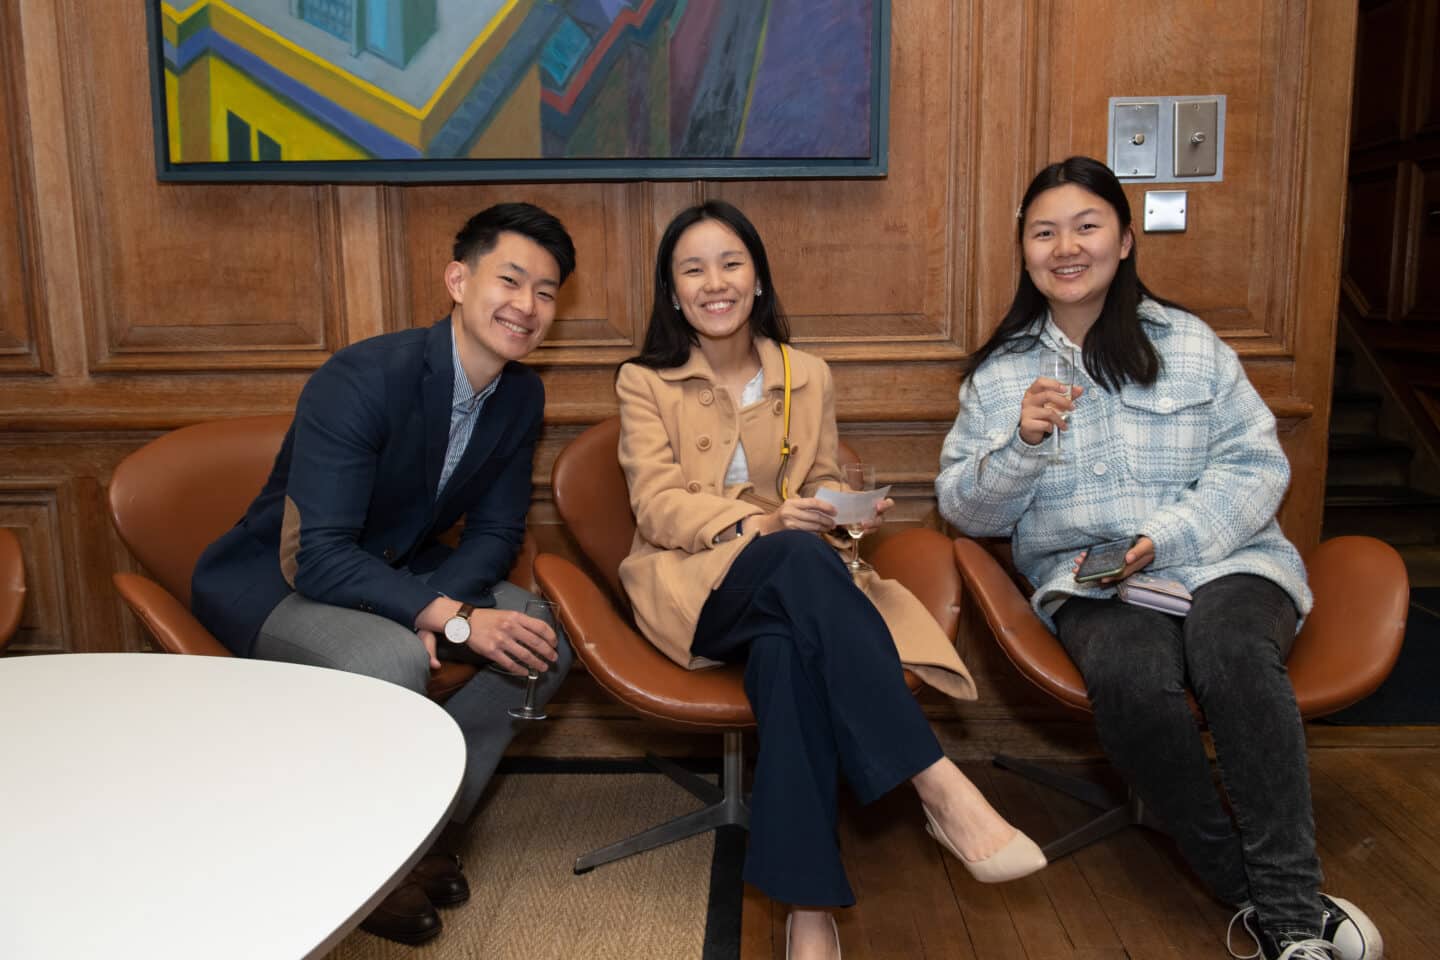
[[442, 602, 476, 644]]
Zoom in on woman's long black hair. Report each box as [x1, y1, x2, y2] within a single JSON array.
[[967, 156, 1182, 392], [623, 200, 790, 371]]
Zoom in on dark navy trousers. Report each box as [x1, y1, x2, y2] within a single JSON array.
[[691, 530, 944, 906]]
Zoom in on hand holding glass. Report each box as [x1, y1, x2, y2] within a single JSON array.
[[507, 599, 556, 721], [1039, 346, 1077, 458]]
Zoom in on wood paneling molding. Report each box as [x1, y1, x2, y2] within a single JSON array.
[[0, 0, 50, 375]]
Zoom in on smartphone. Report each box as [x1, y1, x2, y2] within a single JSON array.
[[1074, 536, 1137, 583]]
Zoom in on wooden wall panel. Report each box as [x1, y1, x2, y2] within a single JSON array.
[[0, 0, 49, 375], [1347, 168, 1403, 318], [1353, 0, 1415, 148], [1043, 0, 1299, 346], [1410, 161, 1440, 321], [57, 0, 344, 372], [393, 182, 649, 355]]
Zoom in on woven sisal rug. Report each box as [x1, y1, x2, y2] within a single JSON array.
[[324, 761, 743, 960]]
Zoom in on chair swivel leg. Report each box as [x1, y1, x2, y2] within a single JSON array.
[[574, 730, 750, 874], [994, 754, 1160, 861]]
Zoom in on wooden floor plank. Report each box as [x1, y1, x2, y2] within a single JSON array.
[[1027, 773, 1188, 960], [840, 787, 980, 960], [1311, 763, 1440, 959], [741, 882, 774, 959], [1317, 749, 1440, 874], [738, 746, 1440, 960], [972, 762, 1084, 959]]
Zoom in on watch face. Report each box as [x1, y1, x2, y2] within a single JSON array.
[[443, 616, 470, 645]]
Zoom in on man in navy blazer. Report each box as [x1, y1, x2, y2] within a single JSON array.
[[192, 203, 575, 946]]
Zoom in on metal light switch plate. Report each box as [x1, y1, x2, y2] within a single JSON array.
[[1111, 101, 1159, 178], [1174, 99, 1219, 177], [1143, 190, 1188, 233]]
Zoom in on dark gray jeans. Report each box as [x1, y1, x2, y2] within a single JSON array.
[[1054, 573, 1323, 942], [254, 580, 573, 825]]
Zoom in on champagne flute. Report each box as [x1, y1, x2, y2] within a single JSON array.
[[1040, 346, 1077, 459], [842, 462, 877, 575], [507, 599, 555, 721]]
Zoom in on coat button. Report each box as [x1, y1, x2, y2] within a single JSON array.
[[697, 435, 712, 451], [686, 481, 702, 493], [383, 547, 396, 561], [772, 399, 783, 415], [699, 389, 714, 406], [1092, 462, 1108, 476]]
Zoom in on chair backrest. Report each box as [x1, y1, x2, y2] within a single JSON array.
[[550, 418, 633, 600], [1288, 534, 1409, 716], [109, 416, 290, 606], [0, 527, 25, 650], [550, 415, 861, 598]]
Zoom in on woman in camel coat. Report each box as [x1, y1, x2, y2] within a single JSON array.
[[616, 200, 1045, 960]]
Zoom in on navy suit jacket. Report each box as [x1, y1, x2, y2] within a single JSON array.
[[192, 319, 543, 656]]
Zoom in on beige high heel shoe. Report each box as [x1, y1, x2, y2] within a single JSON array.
[[785, 911, 841, 960], [922, 805, 1047, 883]]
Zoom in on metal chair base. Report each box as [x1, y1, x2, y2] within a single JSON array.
[[993, 754, 1162, 861], [574, 730, 750, 874]]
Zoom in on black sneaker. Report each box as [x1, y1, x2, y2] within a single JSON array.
[[1228, 895, 1383, 960]]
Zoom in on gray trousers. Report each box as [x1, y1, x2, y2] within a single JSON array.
[[254, 580, 573, 824]]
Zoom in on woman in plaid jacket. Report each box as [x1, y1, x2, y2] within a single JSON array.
[[936, 157, 1380, 960]]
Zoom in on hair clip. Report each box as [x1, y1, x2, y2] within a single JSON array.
[[1015, 203, 1024, 221]]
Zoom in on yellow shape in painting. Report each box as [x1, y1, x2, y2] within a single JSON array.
[[209, 57, 366, 161]]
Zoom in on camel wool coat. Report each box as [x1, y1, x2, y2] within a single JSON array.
[[616, 337, 976, 700]]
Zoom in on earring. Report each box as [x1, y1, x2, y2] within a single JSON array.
[[755, 282, 763, 297], [671, 296, 680, 311]]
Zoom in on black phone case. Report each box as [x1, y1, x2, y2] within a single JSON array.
[[1074, 538, 1135, 582]]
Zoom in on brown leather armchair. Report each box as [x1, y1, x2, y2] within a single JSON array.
[[534, 417, 956, 873], [0, 528, 25, 651], [107, 415, 535, 702], [953, 534, 1410, 859]]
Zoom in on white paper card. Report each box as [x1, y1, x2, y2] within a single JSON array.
[[816, 484, 892, 525]]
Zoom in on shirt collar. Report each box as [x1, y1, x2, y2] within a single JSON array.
[[451, 327, 501, 413]]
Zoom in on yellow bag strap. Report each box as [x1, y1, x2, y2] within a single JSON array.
[[776, 343, 793, 500]]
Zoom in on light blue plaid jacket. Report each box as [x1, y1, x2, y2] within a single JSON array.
[[936, 300, 1311, 627]]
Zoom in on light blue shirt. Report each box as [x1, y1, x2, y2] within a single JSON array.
[[437, 330, 501, 498], [935, 300, 1311, 627]]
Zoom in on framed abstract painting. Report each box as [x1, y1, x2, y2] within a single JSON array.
[[147, 0, 891, 182]]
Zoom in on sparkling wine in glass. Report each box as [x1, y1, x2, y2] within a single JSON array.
[[507, 599, 555, 721], [842, 462, 877, 575], [1041, 346, 1077, 459]]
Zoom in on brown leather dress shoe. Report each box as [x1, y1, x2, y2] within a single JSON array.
[[409, 852, 470, 907], [360, 881, 442, 945]]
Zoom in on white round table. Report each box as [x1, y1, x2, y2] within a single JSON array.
[[0, 654, 465, 959]]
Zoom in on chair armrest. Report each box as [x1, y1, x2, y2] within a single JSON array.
[[533, 553, 752, 731], [1289, 536, 1409, 718], [0, 528, 24, 650], [952, 537, 1090, 710], [871, 527, 962, 640], [113, 573, 233, 657]]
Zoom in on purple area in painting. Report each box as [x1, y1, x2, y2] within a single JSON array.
[[669, 0, 723, 152], [739, 0, 872, 157]]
